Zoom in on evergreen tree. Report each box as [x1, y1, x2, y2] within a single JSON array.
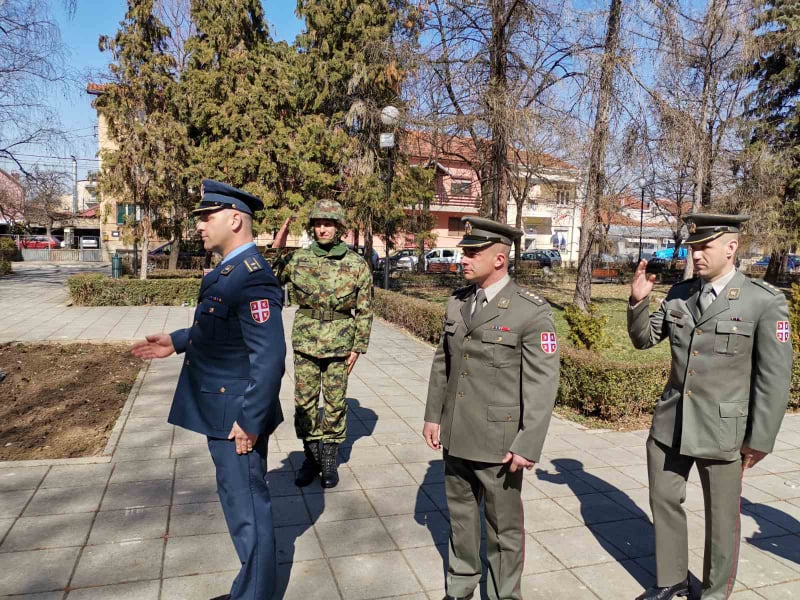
[[295, 0, 419, 263], [97, 0, 190, 279], [741, 0, 800, 280]]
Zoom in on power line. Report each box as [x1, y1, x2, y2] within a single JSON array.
[[6, 153, 101, 162]]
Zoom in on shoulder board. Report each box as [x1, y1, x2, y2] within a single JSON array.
[[517, 289, 546, 306], [453, 285, 474, 301], [220, 263, 236, 276], [751, 278, 782, 296], [242, 256, 263, 274]]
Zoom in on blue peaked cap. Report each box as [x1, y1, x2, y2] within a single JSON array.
[[192, 179, 264, 216]]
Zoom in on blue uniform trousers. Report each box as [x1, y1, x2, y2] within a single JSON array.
[[207, 435, 276, 600]]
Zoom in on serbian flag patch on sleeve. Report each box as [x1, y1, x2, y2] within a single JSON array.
[[250, 299, 271, 323], [540, 331, 557, 354], [777, 321, 790, 343]]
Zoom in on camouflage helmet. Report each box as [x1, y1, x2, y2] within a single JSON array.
[[309, 199, 346, 226]]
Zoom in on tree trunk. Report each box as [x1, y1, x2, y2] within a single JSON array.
[[139, 215, 151, 280], [489, 0, 509, 224], [765, 250, 784, 284], [363, 221, 374, 272], [168, 220, 181, 271], [573, 0, 623, 311]]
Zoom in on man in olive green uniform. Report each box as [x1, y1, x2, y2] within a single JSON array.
[[628, 214, 793, 600], [423, 217, 560, 600], [278, 200, 373, 488]]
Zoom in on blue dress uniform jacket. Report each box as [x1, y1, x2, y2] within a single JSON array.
[[169, 246, 286, 437]]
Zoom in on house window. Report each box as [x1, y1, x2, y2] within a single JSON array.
[[555, 186, 571, 207], [116, 203, 137, 225], [450, 179, 472, 196], [448, 217, 465, 236]]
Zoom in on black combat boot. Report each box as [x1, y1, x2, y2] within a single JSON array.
[[294, 441, 321, 487], [320, 442, 340, 488]]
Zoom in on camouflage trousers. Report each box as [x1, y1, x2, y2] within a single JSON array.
[[293, 351, 349, 443]]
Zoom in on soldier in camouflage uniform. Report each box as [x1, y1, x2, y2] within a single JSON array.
[[278, 200, 373, 488]]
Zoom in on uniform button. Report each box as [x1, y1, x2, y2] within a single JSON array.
[[686, 390, 692, 397], [689, 369, 695, 376], [458, 392, 464, 398], [696, 328, 703, 334], [186, 359, 190, 366], [219, 387, 225, 393], [732, 326, 737, 332], [692, 351, 699, 356], [209, 307, 215, 313], [496, 336, 503, 342], [463, 354, 469, 359], [465, 336, 471, 341]]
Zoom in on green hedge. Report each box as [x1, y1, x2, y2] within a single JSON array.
[[67, 273, 200, 306], [0, 237, 19, 263], [373, 288, 445, 344], [143, 269, 203, 280], [0, 259, 11, 275]]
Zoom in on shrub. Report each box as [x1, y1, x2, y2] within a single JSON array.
[[558, 347, 668, 422], [0, 259, 11, 275], [563, 303, 610, 350], [373, 288, 445, 344], [68, 273, 200, 306], [148, 269, 203, 280], [0, 237, 20, 262]]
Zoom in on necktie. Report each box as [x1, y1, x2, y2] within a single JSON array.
[[698, 283, 715, 314], [472, 288, 487, 317]]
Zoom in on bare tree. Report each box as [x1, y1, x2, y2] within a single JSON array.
[[573, 0, 623, 311], [155, 0, 195, 73], [22, 169, 69, 240], [0, 0, 73, 172]]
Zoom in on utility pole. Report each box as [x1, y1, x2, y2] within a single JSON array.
[[71, 156, 78, 214]]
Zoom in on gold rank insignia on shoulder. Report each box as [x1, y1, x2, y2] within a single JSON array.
[[220, 264, 236, 276], [728, 288, 740, 300], [497, 297, 510, 309], [243, 257, 263, 273]]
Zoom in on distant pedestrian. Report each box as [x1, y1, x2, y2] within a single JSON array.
[[132, 180, 285, 600]]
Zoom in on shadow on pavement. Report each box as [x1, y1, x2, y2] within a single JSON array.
[[743, 496, 800, 565]]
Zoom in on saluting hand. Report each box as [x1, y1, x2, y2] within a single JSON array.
[[131, 334, 175, 359], [229, 421, 258, 455], [502, 451, 535, 472], [630, 259, 656, 304]]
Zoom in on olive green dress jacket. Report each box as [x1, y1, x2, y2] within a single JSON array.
[[628, 271, 794, 461], [425, 280, 560, 463]]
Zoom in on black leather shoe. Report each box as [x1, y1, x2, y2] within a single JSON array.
[[442, 593, 474, 600], [320, 442, 340, 488], [636, 579, 690, 600], [209, 595, 230, 600]]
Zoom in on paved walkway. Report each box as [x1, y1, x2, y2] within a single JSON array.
[[1, 266, 800, 599]]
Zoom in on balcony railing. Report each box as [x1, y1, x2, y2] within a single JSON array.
[[432, 192, 480, 208]]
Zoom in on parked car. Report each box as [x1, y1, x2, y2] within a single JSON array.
[[20, 236, 61, 249], [520, 249, 562, 269], [397, 247, 462, 273], [754, 254, 800, 271], [347, 245, 380, 270], [377, 248, 418, 272], [652, 245, 688, 260]]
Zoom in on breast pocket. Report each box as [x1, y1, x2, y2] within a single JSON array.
[[713, 321, 754, 356], [198, 300, 230, 338], [664, 310, 688, 345], [481, 330, 519, 367], [200, 379, 249, 430], [487, 405, 519, 453]]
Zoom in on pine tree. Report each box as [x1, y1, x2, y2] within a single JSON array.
[[97, 0, 190, 279], [741, 0, 800, 280], [294, 0, 419, 263]]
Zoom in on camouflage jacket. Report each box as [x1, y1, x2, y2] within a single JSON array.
[[280, 242, 373, 357]]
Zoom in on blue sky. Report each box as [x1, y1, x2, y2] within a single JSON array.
[[10, 1, 304, 180]]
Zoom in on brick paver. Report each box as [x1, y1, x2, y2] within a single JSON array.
[[1, 265, 799, 598]]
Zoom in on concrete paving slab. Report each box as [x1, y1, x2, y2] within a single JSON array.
[[536, 526, 622, 568], [275, 524, 323, 564], [88, 506, 169, 544], [329, 551, 422, 600], [0, 546, 80, 595], [65, 580, 159, 600], [277, 559, 340, 600], [0, 489, 35, 518], [168, 502, 227, 537], [272, 495, 311, 527], [364, 485, 437, 516], [40, 464, 112, 489], [733, 543, 800, 589], [523, 498, 583, 532], [160, 572, 237, 600], [401, 544, 448, 590], [350, 463, 416, 488], [71, 539, 164, 587], [0, 467, 49, 492], [304, 489, 377, 523], [381, 511, 450, 549], [100, 480, 172, 510], [22, 486, 104, 516], [522, 535, 565, 575], [1, 513, 94, 551], [315, 517, 396, 558], [109, 458, 175, 483], [755, 580, 800, 599], [554, 492, 637, 525], [163, 533, 239, 578], [171, 476, 218, 505], [520, 569, 598, 600], [572, 559, 654, 600]]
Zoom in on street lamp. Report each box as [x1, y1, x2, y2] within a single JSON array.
[[638, 176, 647, 263], [380, 105, 400, 290]]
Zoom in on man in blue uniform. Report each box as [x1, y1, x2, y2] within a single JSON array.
[[132, 180, 286, 600]]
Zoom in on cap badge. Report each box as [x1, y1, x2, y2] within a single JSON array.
[[688, 222, 696, 234], [464, 221, 473, 235]]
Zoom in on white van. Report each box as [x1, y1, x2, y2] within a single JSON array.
[[396, 247, 462, 272]]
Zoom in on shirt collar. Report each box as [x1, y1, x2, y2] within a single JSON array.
[[703, 267, 737, 296], [221, 241, 256, 264], [479, 274, 511, 304]]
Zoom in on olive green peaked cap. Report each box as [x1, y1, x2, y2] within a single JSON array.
[[684, 213, 750, 244], [457, 216, 523, 248]]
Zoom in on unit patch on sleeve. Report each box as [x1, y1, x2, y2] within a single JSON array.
[[250, 299, 271, 323], [777, 321, 790, 343], [540, 331, 557, 354]]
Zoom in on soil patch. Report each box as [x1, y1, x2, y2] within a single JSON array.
[[0, 343, 144, 461]]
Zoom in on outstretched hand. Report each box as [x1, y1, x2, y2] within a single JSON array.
[[630, 259, 656, 304], [131, 334, 175, 359]]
